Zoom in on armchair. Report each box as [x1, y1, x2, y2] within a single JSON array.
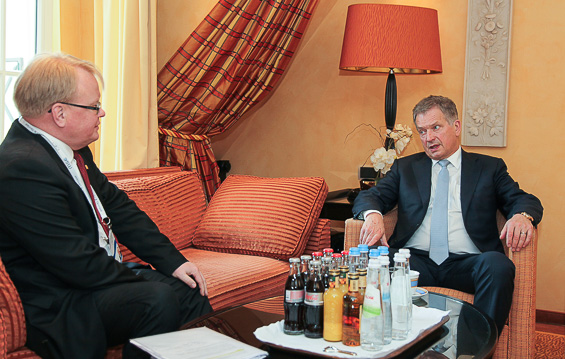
[[343, 208, 537, 359]]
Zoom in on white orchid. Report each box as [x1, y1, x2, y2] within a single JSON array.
[[370, 123, 413, 177]]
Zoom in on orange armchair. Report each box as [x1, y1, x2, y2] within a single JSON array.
[[343, 208, 537, 359]]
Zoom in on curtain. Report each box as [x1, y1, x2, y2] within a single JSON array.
[[157, 0, 319, 199], [95, 0, 159, 171]]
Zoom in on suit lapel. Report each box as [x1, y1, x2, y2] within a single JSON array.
[[461, 150, 482, 218], [411, 154, 432, 208]]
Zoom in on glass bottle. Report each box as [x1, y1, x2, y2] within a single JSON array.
[[377, 256, 392, 344], [283, 257, 304, 334], [369, 248, 380, 259], [304, 260, 324, 338], [300, 255, 311, 285], [391, 253, 411, 340], [342, 272, 363, 346], [360, 258, 384, 351], [358, 244, 369, 270], [348, 247, 360, 274], [312, 251, 323, 263], [339, 265, 349, 296], [398, 249, 413, 332], [323, 248, 334, 258], [323, 269, 343, 342], [341, 250, 349, 268], [321, 256, 332, 289], [331, 253, 342, 270], [358, 268, 367, 298]]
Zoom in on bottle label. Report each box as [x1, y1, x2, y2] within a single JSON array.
[[285, 289, 304, 303], [305, 292, 324, 306]]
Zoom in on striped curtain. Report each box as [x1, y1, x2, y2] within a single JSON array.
[[157, 0, 319, 199]]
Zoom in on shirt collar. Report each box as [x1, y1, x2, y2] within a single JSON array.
[[18, 117, 75, 161], [432, 147, 462, 169]]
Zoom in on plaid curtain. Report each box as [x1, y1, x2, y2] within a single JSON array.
[[157, 0, 319, 199]]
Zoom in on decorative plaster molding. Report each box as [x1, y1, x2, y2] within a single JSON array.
[[462, 0, 513, 147]]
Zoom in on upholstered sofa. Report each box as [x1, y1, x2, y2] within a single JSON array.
[[344, 208, 537, 359], [0, 167, 330, 358]]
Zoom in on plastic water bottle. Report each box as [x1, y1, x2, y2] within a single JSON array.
[[378, 256, 392, 344], [360, 259, 384, 351], [391, 253, 411, 340]]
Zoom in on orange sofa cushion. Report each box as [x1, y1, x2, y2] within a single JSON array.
[[193, 175, 328, 260], [111, 171, 207, 262]]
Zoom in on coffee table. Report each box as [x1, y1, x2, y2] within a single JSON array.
[[184, 292, 497, 358]]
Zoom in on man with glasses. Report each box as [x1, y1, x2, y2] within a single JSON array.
[[0, 53, 212, 359]]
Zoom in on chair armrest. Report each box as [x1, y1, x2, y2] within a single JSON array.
[[505, 229, 537, 358], [344, 219, 363, 251]]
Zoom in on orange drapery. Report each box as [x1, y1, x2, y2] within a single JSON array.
[[157, 0, 319, 198]]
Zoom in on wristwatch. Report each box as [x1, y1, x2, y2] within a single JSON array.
[[519, 212, 534, 222]]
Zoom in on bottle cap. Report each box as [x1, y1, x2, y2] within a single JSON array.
[[349, 247, 360, 256], [358, 268, 367, 275], [378, 256, 390, 266], [300, 255, 312, 260], [322, 256, 332, 263], [358, 244, 369, 253], [312, 251, 323, 257], [369, 248, 380, 258], [310, 260, 321, 266], [399, 248, 411, 258], [341, 250, 349, 256], [347, 272, 359, 280], [289, 257, 300, 263], [332, 253, 342, 258], [329, 269, 340, 276], [379, 246, 389, 255], [394, 253, 407, 262], [368, 258, 379, 268], [323, 248, 334, 254]]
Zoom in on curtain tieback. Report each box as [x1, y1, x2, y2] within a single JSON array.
[[158, 127, 209, 141]]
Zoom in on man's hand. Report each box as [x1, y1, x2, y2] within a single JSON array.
[[500, 213, 534, 252], [359, 212, 388, 247], [172, 262, 208, 296]]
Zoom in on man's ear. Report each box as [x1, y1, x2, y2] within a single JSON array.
[[50, 104, 66, 128]]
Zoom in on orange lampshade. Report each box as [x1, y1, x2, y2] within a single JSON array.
[[339, 4, 442, 74]]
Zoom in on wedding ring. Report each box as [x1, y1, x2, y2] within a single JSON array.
[[520, 231, 526, 235]]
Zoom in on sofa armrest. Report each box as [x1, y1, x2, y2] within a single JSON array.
[[302, 219, 331, 255]]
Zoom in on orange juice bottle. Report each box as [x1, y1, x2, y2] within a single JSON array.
[[323, 269, 343, 341]]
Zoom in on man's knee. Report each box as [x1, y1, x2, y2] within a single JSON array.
[[140, 282, 182, 328], [475, 251, 515, 284]]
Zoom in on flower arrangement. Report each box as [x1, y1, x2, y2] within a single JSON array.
[[370, 124, 413, 177]]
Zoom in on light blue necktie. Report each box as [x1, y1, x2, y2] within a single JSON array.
[[429, 160, 450, 265]]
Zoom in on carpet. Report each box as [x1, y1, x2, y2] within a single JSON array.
[[536, 331, 565, 358]]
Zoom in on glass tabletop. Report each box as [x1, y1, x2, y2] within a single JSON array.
[[184, 292, 497, 359]]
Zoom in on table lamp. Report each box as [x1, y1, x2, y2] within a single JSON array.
[[339, 4, 442, 148]]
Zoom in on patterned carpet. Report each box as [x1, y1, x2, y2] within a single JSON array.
[[536, 331, 565, 358]]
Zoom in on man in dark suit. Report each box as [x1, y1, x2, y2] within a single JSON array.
[[353, 95, 542, 335], [0, 53, 212, 358]]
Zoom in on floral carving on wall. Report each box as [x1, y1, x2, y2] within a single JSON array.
[[462, 0, 513, 147]]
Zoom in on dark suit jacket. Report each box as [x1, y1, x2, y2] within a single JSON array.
[[0, 120, 188, 358], [352, 151, 543, 253]]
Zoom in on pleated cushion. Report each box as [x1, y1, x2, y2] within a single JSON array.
[[193, 175, 328, 260], [111, 171, 207, 262]]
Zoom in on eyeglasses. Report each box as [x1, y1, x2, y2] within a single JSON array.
[[48, 102, 101, 114]]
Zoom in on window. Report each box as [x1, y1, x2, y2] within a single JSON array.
[[0, 0, 58, 142]]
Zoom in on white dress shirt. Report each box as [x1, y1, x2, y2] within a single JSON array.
[[406, 147, 481, 254]]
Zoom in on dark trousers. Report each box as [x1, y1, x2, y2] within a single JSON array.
[[388, 247, 515, 335], [27, 264, 212, 359], [97, 264, 213, 359]]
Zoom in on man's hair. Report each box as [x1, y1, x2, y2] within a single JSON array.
[[14, 53, 103, 118], [412, 95, 458, 125]]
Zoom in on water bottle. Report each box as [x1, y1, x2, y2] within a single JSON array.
[[348, 247, 360, 274], [360, 259, 384, 351], [358, 244, 369, 270], [391, 253, 411, 340], [398, 249, 413, 332], [378, 256, 392, 344]]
